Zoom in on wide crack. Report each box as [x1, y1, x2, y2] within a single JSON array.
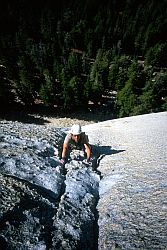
[[0, 131, 101, 249], [51, 150, 101, 249], [0, 157, 101, 250]]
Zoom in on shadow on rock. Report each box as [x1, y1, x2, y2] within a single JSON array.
[[0, 111, 50, 125], [92, 145, 125, 163], [0, 103, 51, 125], [96, 145, 125, 155]]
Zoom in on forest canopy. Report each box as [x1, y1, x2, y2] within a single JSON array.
[[0, 0, 167, 117]]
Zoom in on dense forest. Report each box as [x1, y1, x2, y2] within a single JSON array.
[[0, 0, 167, 118]]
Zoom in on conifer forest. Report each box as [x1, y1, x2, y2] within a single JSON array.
[[0, 0, 167, 117]]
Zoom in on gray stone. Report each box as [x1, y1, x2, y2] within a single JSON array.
[[84, 111, 167, 250], [0, 120, 100, 249], [1, 111, 167, 249]]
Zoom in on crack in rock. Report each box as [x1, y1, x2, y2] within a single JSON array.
[[52, 161, 100, 250], [0, 121, 101, 250]]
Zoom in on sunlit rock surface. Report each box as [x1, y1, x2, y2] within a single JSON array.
[[1, 111, 167, 249], [84, 111, 167, 250]]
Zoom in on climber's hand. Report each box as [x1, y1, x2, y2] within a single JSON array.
[[83, 158, 92, 166], [60, 158, 65, 165]]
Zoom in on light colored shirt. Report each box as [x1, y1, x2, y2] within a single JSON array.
[[64, 132, 89, 149]]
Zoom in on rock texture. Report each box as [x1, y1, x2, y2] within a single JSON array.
[[1, 111, 167, 250], [84, 111, 167, 250], [0, 121, 100, 250]]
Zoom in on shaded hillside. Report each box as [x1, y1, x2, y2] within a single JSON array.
[[0, 0, 167, 116]]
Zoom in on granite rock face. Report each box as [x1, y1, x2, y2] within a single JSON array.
[[84, 111, 167, 250], [0, 121, 100, 250], [1, 111, 167, 250]]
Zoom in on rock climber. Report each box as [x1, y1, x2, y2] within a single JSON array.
[[60, 124, 91, 165]]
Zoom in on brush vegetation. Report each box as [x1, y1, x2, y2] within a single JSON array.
[[0, 0, 167, 117]]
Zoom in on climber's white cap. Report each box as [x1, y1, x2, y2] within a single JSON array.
[[69, 124, 82, 135]]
